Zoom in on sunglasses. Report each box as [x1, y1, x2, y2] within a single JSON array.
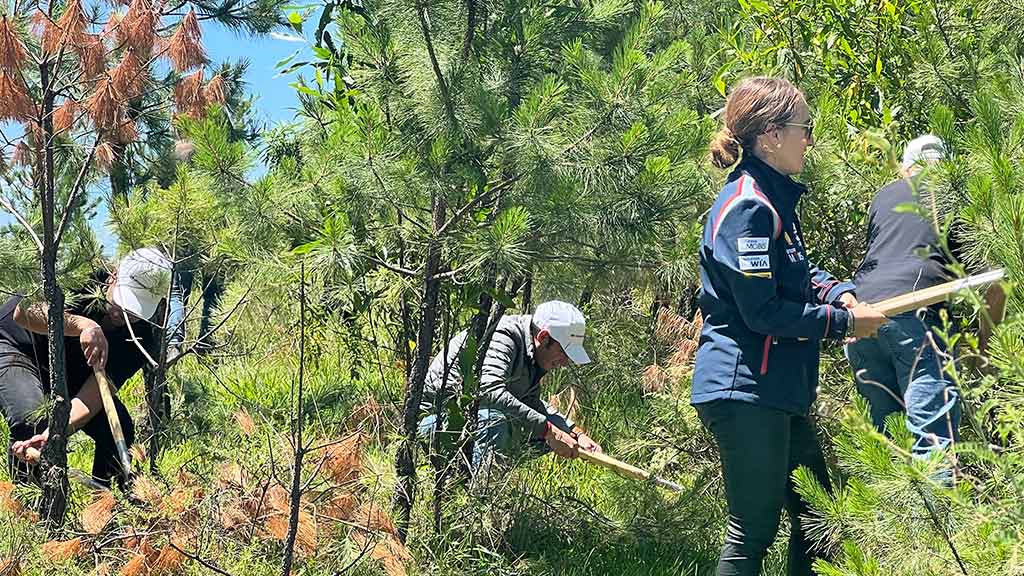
[[783, 120, 814, 139]]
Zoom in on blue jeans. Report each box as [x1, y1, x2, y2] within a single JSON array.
[[167, 268, 224, 348], [418, 408, 573, 473], [845, 310, 960, 458]]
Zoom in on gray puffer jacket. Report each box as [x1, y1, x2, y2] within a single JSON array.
[[419, 314, 568, 437]]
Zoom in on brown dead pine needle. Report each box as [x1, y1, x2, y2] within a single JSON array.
[[41, 537, 86, 563], [131, 476, 164, 506], [350, 532, 410, 576], [320, 492, 359, 522], [149, 542, 185, 575], [166, 9, 206, 72], [82, 491, 117, 534], [220, 501, 248, 531], [217, 462, 245, 489], [0, 556, 20, 576], [352, 502, 397, 536], [233, 409, 256, 436], [641, 364, 671, 393], [74, 33, 107, 80], [117, 554, 147, 576], [118, 0, 159, 57], [0, 74, 34, 122], [204, 74, 225, 104], [161, 487, 195, 516], [322, 433, 363, 485], [264, 509, 318, 555]]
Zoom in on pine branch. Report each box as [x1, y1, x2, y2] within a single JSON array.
[[0, 193, 43, 253], [461, 0, 476, 62], [436, 175, 516, 236], [368, 255, 418, 277], [417, 2, 457, 128], [914, 483, 969, 576]]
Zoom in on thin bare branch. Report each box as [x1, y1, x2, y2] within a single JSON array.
[[436, 175, 517, 237], [368, 255, 418, 277], [0, 193, 43, 253], [54, 138, 99, 246], [167, 542, 236, 576]]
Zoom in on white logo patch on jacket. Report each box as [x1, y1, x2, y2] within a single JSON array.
[[737, 237, 769, 253], [738, 254, 771, 271]]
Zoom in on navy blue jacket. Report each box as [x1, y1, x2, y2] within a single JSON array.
[[691, 155, 855, 415]]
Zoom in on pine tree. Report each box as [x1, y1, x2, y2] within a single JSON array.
[[253, 0, 718, 540], [0, 0, 225, 526]]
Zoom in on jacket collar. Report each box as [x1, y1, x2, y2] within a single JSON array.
[[729, 153, 807, 220], [521, 315, 547, 379]]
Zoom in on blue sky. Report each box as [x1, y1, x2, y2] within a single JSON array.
[[204, 24, 308, 126], [0, 21, 308, 254]]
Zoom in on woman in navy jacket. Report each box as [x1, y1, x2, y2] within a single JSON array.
[[692, 77, 887, 576]]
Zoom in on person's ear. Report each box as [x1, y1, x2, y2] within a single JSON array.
[[535, 329, 551, 347]]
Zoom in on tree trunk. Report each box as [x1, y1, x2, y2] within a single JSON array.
[[393, 193, 447, 542], [281, 263, 308, 576], [144, 318, 169, 474], [677, 283, 699, 320], [39, 247, 69, 527], [578, 286, 594, 309], [431, 298, 451, 534], [520, 271, 532, 313], [38, 59, 71, 528], [397, 212, 413, 380]]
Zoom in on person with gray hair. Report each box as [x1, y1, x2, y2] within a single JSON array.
[[417, 300, 603, 476], [846, 135, 1004, 479]]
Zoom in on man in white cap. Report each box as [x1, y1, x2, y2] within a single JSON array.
[[0, 248, 171, 487], [418, 300, 602, 474], [846, 136, 1004, 478]]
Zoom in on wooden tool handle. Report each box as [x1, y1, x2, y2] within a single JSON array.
[[25, 446, 41, 463], [94, 369, 133, 475], [577, 449, 651, 482], [872, 269, 1005, 316]]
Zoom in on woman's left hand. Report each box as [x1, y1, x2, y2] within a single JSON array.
[[838, 292, 859, 309]]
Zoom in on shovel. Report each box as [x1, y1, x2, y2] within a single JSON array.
[[577, 449, 683, 492], [93, 369, 133, 478], [872, 269, 1005, 316]]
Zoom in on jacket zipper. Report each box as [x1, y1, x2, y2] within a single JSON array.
[[760, 335, 773, 375]]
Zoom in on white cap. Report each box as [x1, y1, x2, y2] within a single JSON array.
[[111, 248, 172, 320], [533, 300, 591, 365], [902, 134, 947, 170]]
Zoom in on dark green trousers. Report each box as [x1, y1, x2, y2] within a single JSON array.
[[696, 400, 832, 576]]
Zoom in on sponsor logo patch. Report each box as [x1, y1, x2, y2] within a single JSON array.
[[737, 237, 769, 253], [738, 254, 771, 271]]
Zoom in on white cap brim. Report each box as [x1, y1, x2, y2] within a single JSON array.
[[111, 280, 159, 320], [564, 343, 591, 365]]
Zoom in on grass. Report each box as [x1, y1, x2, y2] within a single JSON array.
[[0, 297, 873, 576]]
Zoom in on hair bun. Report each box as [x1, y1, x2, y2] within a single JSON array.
[[709, 127, 741, 169]]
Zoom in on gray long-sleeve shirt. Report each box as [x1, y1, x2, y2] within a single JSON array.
[[420, 314, 564, 437]]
